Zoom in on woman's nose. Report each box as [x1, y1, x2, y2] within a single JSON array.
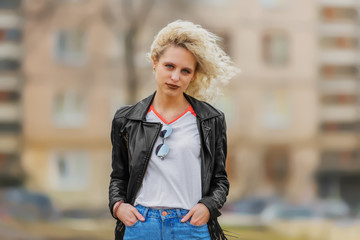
[[171, 71, 180, 81]]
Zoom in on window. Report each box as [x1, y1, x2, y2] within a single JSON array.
[[49, 150, 90, 191], [54, 29, 87, 65], [0, 90, 19, 102], [0, 123, 21, 133], [0, 0, 21, 9], [264, 146, 289, 185], [262, 31, 289, 66], [214, 93, 236, 127], [0, 60, 20, 70], [262, 88, 292, 129], [52, 89, 87, 128], [0, 29, 22, 42]]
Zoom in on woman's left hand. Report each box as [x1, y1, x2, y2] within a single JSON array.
[[181, 203, 210, 226]]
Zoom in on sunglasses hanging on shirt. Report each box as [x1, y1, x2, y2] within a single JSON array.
[[155, 125, 172, 160]]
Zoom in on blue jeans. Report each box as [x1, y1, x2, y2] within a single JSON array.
[[124, 205, 211, 240]]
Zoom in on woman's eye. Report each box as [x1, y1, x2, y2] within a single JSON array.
[[165, 64, 174, 69], [182, 69, 190, 74]]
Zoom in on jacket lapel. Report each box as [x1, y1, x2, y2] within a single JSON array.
[[125, 92, 156, 121]]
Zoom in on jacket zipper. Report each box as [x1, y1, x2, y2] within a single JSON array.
[[130, 122, 162, 205]]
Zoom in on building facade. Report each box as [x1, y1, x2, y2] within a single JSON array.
[[192, 0, 319, 203], [317, 0, 360, 210], [22, 0, 125, 209], [0, 0, 24, 186], [22, 0, 358, 212]]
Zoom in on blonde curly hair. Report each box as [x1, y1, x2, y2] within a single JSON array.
[[148, 20, 239, 102]]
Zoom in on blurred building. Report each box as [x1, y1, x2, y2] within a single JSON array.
[[194, 0, 319, 203], [317, 0, 360, 211], [0, 0, 24, 186], [22, 0, 125, 210], [21, 0, 320, 210], [20, 0, 360, 213]]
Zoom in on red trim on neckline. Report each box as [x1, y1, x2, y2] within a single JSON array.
[[148, 105, 196, 124], [189, 106, 196, 117]]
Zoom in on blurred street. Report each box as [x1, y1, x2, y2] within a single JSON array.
[[0, 217, 114, 240], [1, 211, 360, 240], [0, 217, 307, 240]]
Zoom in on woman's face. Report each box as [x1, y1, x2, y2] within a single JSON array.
[[153, 46, 197, 99]]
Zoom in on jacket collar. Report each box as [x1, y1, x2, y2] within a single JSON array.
[[125, 91, 221, 121]]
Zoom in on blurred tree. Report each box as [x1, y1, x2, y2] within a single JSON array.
[[103, 0, 156, 104], [103, 0, 190, 104]]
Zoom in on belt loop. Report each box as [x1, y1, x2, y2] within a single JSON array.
[[175, 209, 183, 219], [142, 206, 149, 218]]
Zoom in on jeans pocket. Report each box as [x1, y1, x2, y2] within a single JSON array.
[[185, 221, 207, 228], [126, 220, 140, 228]]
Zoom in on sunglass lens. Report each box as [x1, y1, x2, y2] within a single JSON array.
[[155, 144, 163, 155], [160, 125, 172, 138], [155, 143, 169, 159]]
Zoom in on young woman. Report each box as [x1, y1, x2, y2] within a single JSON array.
[[109, 20, 238, 240]]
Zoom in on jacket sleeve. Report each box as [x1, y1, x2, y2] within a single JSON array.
[[108, 109, 130, 219], [199, 112, 230, 219]]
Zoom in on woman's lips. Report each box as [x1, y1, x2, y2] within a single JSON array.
[[166, 83, 180, 89]]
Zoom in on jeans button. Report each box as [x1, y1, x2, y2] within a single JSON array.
[[162, 211, 167, 216]]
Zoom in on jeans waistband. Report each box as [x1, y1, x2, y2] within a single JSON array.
[[135, 205, 189, 219]]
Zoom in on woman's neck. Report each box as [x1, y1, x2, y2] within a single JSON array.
[[152, 92, 189, 118]]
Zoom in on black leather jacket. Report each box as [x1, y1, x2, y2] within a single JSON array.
[[109, 92, 230, 240]]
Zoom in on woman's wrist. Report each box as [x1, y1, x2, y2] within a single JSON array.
[[112, 200, 124, 218]]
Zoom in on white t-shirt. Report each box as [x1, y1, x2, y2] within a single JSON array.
[[134, 105, 202, 210]]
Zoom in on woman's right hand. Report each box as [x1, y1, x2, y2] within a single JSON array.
[[115, 203, 145, 226]]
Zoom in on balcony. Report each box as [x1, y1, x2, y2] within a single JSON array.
[[0, 43, 21, 59], [0, 13, 21, 28], [319, 23, 359, 36], [320, 79, 359, 94], [0, 134, 20, 153], [0, 74, 20, 91], [0, 103, 21, 122], [319, 50, 359, 65], [320, 105, 359, 121]]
